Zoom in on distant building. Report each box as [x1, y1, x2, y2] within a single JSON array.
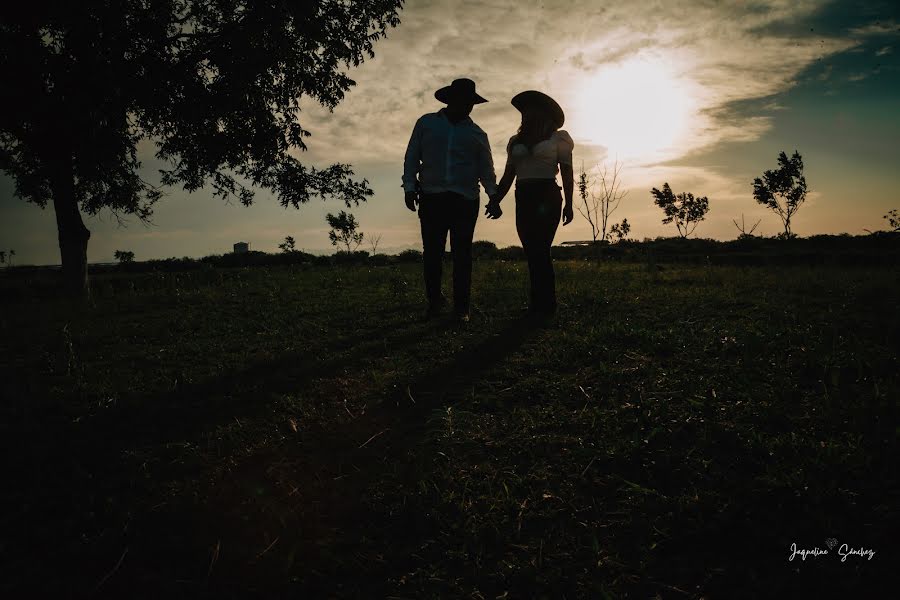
[[233, 242, 250, 254]]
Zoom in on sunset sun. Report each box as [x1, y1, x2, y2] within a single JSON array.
[[569, 56, 697, 163]]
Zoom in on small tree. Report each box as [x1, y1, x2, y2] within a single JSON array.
[[0, 251, 6, 265], [8, 249, 14, 267], [752, 150, 807, 239], [327, 211, 364, 252], [732, 214, 761, 239], [369, 233, 383, 254], [278, 236, 297, 253], [885, 209, 899, 232], [577, 160, 628, 242], [113, 250, 135, 264], [609, 218, 631, 242], [651, 183, 710, 238]]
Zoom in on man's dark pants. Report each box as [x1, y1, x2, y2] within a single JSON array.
[[418, 192, 479, 314]]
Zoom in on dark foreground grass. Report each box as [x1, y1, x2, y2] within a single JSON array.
[[1, 260, 897, 598]]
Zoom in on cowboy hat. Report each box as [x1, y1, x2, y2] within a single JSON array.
[[511, 90, 565, 128], [434, 78, 488, 104]]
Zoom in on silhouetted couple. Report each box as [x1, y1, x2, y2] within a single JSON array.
[[403, 78, 574, 322]]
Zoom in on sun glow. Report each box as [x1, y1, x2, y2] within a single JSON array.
[[568, 56, 698, 163]]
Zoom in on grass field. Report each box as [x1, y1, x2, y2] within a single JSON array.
[[1, 260, 897, 598]]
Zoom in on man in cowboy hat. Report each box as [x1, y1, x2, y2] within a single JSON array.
[[402, 78, 499, 322]]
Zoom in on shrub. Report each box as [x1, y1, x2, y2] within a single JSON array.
[[472, 240, 499, 260], [397, 249, 422, 262]]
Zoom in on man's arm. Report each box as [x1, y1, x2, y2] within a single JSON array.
[[402, 118, 423, 211], [476, 129, 498, 199], [403, 118, 423, 193]]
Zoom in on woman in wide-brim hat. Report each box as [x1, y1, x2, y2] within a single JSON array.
[[485, 91, 575, 316]]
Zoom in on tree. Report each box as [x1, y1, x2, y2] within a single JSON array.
[[368, 233, 383, 255], [0, 251, 5, 266], [278, 236, 297, 253], [577, 160, 628, 242], [651, 183, 710, 238], [609, 218, 631, 242], [7, 249, 14, 267], [0, 1, 403, 296], [114, 250, 135, 264], [885, 209, 899, 232], [732, 214, 761, 239], [327, 211, 364, 253], [752, 151, 807, 239]]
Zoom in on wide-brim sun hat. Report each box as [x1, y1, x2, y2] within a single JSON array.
[[435, 78, 488, 104], [511, 90, 565, 128]]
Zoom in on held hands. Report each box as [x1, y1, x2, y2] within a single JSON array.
[[484, 197, 503, 220], [404, 191, 419, 212], [562, 203, 574, 226]]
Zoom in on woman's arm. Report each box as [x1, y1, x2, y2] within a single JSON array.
[[485, 161, 514, 219], [560, 163, 574, 225], [555, 130, 575, 225], [493, 160, 516, 204]]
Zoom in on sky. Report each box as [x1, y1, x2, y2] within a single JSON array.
[[1, 0, 899, 265]]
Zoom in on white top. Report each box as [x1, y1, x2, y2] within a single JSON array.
[[402, 110, 498, 200], [507, 130, 574, 180]]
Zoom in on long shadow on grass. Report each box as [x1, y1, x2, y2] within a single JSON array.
[[164, 313, 552, 597], [4, 309, 428, 519], [5, 312, 550, 598], [85, 314, 439, 448], [1, 308, 461, 596]]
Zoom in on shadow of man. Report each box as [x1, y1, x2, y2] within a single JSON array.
[[401, 312, 550, 411]]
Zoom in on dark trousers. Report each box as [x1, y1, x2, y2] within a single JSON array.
[[418, 192, 479, 312], [515, 179, 563, 312]]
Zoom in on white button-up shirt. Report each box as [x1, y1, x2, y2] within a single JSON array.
[[402, 110, 498, 201]]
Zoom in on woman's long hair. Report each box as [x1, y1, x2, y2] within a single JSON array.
[[513, 109, 557, 154]]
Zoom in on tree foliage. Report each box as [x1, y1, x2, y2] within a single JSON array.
[[752, 151, 807, 239], [327, 211, 364, 253], [278, 236, 297, 253], [885, 209, 899, 232], [609, 218, 631, 242], [114, 250, 135, 263], [0, 0, 404, 293], [650, 183, 709, 238]]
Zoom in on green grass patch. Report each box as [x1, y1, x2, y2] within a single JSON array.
[[1, 261, 896, 597]]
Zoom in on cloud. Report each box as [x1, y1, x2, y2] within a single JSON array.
[[296, 0, 863, 172], [848, 20, 900, 37], [817, 64, 834, 81], [251, 0, 900, 246]]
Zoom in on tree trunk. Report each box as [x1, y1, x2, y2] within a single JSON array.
[[50, 158, 91, 298]]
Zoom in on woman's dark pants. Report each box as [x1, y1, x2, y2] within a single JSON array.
[[515, 179, 562, 313], [418, 192, 479, 314]]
